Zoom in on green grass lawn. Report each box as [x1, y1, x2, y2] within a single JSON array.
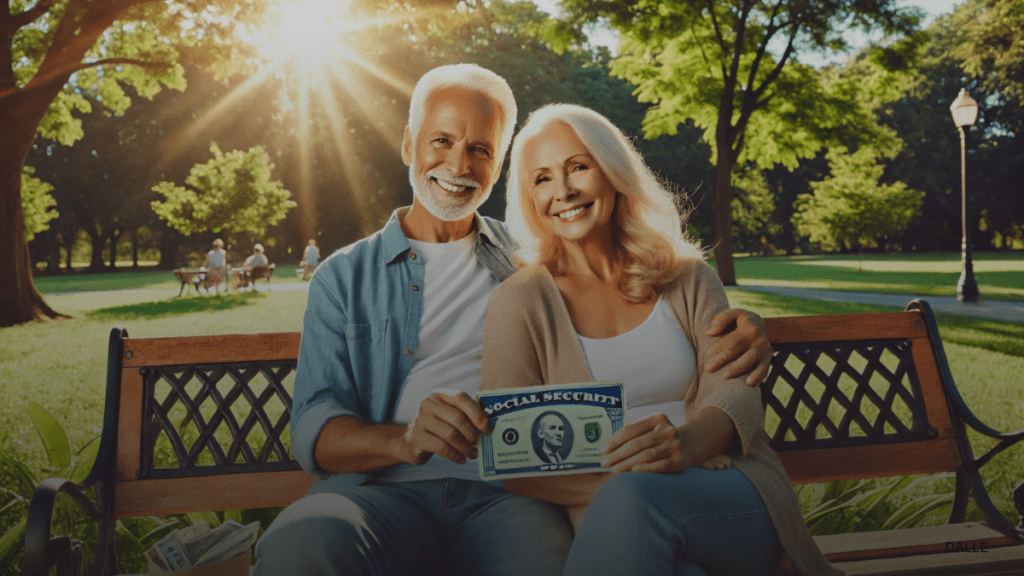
[[728, 251, 1024, 301], [33, 265, 307, 293], [2, 259, 1023, 570]]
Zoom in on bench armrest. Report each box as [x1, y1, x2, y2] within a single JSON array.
[[25, 478, 98, 576], [24, 327, 129, 576]]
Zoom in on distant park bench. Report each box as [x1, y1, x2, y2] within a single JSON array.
[[173, 268, 224, 296], [236, 264, 275, 291], [23, 300, 1024, 575]]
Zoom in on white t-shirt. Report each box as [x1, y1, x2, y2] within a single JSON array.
[[377, 232, 499, 482], [577, 297, 696, 427]]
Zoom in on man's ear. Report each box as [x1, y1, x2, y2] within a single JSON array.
[[402, 126, 413, 166]]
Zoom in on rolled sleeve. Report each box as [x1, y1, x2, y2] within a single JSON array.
[[293, 402, 360, 479], [291, 272, 363, 478]]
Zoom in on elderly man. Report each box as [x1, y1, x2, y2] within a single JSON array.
[[254, 64, 772, 575]]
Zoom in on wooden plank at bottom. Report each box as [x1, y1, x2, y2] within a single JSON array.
[[113, 471, 313, 517], [833, 542, 1024, 576], [816, 523, 1022, 562]]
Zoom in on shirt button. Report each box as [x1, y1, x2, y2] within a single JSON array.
[[404, 349, 412, 356], [412, 285, 419, 291], [410, 252, 417, 259]]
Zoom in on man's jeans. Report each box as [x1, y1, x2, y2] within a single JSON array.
[[253, 478, 573, 576], [565, 467, 783, 576]]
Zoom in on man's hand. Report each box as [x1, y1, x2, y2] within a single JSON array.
[[706, 308, 773, 386], [394, 391, 489, 466]]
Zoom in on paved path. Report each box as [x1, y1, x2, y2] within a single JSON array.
[[731, 285, 1024, 324]]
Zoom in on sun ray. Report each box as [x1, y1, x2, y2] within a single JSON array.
[[158, 0, 446, 241]]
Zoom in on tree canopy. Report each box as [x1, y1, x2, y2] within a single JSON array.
[[559, 0, 922, 283], [794, 146, 923, 252], [151, 144, 295, 241]]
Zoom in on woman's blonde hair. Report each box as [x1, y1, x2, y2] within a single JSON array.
[[505, 104, 704, 302]]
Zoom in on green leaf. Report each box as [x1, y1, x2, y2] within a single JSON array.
[[25, 401, 72, 470], [71, 436, 101, 484], [0, 518, 28, 568]]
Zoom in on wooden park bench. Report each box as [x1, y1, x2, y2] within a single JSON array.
[[173, 268, 224, 296], [236, 264, 276, 291], [24, 300, 1024, 575]]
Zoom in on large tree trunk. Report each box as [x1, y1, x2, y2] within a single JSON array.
[[712, 146, 737, 286], [0, 95, 71, 326], [0, 0, 127, 326]]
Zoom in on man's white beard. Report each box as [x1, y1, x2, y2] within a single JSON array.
[[409, 164, 491, 222]]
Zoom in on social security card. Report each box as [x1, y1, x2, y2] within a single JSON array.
[[477, 382, 625, 480]]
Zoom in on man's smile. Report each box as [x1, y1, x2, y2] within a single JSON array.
[[432, 176, 476, 195]]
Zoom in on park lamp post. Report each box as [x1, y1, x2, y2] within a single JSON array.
[[950, 88, 979, 303]]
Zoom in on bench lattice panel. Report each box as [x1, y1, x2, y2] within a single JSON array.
[[139, 361, 300, 479], [762, 339, 933, 451]]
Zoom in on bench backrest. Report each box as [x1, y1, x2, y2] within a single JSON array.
[[102, 303, 962, 518], [249, 266, 274, 280]]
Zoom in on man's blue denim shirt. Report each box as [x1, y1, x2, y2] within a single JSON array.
[[292, 207, 517, 493]]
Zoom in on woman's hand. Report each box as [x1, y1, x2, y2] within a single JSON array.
[[599, 414, 693, 474], [698, 454, 732, 471]]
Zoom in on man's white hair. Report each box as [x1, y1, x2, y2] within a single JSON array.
[[408, 63, 517, 165]]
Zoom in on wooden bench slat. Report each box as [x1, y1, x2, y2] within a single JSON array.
[[832, 541, 1024, 575], [123, 333, 301, 366], [815, 522, 1020, 562], [908, 335, 958, 438], [765, 312, 927, 344], [116, 369, 145, 482], [113, 471, 314, 517], [779, 439, 963, 484]]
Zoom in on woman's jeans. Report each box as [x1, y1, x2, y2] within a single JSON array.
[[565, 466, 783, 576], [253, 478, 573, 576]]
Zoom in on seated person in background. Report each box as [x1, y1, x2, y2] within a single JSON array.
[[239, 244, 269, 287], [301, 239, 320, 281], [481, 104, 840, 576], [245, 244, 269, 269], [200, 238, 226, 293]]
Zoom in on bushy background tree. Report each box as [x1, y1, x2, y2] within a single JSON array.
[[794, 146, 924, 252]]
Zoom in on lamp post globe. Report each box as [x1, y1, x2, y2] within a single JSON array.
[[950, 88, 979, 303]]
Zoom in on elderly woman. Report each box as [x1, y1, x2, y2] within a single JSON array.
[[480, 104, 840, 576]]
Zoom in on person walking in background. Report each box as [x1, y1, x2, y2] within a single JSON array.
[[301, 239, 319, 281], [201, 238, 227, 293]]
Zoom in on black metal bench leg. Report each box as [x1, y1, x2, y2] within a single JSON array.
[[89, 515, 119, 576], [949, 469, 969, 524], [48, 537, 81, 576], [1014, 480, 1024, 538]]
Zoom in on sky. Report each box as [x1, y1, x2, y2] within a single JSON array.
[[532, 0, 966, 68]]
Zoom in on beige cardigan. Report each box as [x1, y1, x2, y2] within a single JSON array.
[[481, 261, 844, 576]]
